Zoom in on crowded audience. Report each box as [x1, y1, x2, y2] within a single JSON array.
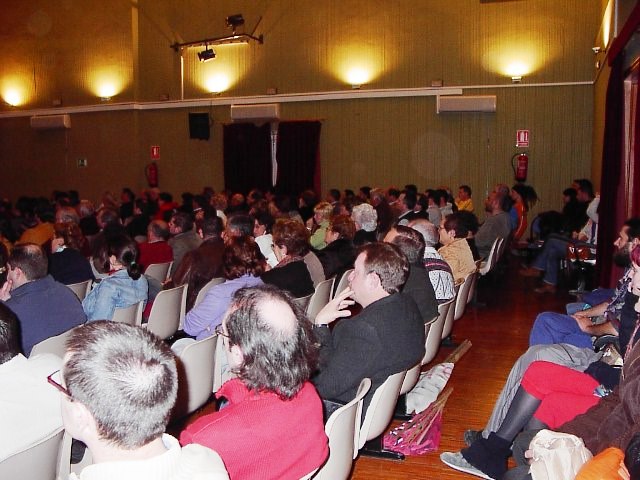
[[1, 177, 633, 480]]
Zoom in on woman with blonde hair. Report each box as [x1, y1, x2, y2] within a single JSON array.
[[308, 201, 333, 249]]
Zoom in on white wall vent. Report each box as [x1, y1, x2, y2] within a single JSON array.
[[437, 95, 497, 113], [30, 114, 71, 130], [230, 104, 280, 122]]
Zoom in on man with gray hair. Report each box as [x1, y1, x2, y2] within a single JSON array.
[[56, 321, 228, 479], [180, 285, 327, 479], [409, 218, 456, 303]]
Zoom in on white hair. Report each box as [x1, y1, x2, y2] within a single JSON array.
[[351, 203, 378, 232]]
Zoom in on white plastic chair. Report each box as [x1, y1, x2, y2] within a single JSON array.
[[111, 300, 144, 326], [145, 284, 187, 339], [172, 334, 217, 419], [306, 278, 335, 323], [467, 259, 482, 306], [331, 268, 353, 300], [66, 279, 92, 301], [453, 270, 477, 323], [441, 282, 462, 340], [30, 329, 74, 358], [56, 430, 93, 479], [356, 370, 407, 454], [193, 277, 225, 308], [479, 237, 503, 276], [299, 469, 319, 480], [423, 297, 454, 364], [144, 261, 173, 283], [314, 378, 372, 480], [399, 362, 422, 397], [0, 430, 64, 480], [293, 293, 313, 312]]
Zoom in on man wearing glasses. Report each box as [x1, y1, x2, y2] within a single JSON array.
[[0, 303, 63, 463], [52, 321, 228, 479], [180, 285, 328, 480]]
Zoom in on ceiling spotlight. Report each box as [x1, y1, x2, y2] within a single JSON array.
[[198, 45, 216, 62], [226, 14, 245, 30]]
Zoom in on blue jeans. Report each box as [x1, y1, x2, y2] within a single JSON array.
[[528, 311, 593, 349], [531, 237, 568, 286], [566, 302, 589, 315], [581, 288, 614, 306]]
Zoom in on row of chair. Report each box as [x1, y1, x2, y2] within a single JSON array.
[[65, 264, 218, 340], [313, 359, 425, 479]]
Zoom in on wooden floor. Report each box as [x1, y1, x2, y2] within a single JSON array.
[[169, 256, 572, 479], [350, 258, 570, 480]]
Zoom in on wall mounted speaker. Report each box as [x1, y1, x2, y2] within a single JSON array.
[[189, 113, 210, 140]]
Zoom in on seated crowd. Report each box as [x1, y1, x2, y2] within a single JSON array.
[[0, 178, 627, 479]]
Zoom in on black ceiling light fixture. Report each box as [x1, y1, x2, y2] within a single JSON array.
[[225, 14, 245, 32], [171, 13, 263, 54], [197, 43, 216, 62]]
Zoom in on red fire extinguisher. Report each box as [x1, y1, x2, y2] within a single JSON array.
[[511, 153, 528, 183], [145, 162, 159, 188]]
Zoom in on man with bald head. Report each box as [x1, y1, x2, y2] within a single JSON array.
[[180, 285, 328, 480], [409, 218, 456, 303]]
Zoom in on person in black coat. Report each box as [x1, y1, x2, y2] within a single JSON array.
[[261, 219, 314, 298], [315, 214, 357, 280], [312, 242, 425, 414], [384, 225, 438, 324], [49, 222, 95, 285]]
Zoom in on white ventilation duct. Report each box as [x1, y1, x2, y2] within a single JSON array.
[[30, 114, 71, 129], [437, 95, 497, 113], [230, 104, 280, 122]]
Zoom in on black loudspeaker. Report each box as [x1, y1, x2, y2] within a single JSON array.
[[189, 113, 210, 140]]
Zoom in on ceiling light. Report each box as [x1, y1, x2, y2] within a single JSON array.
[[226, 14, 245, 30], [198, 46, 216, 63]]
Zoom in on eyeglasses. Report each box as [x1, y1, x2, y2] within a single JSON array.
[[214, 324, 229, 339], [47, 370, 73, 400]]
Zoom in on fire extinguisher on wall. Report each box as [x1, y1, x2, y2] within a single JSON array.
[[511, 153, 528, 183], [145, 162, 159, 188]]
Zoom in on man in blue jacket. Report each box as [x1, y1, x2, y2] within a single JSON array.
[[0, 243, 86, 355]]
